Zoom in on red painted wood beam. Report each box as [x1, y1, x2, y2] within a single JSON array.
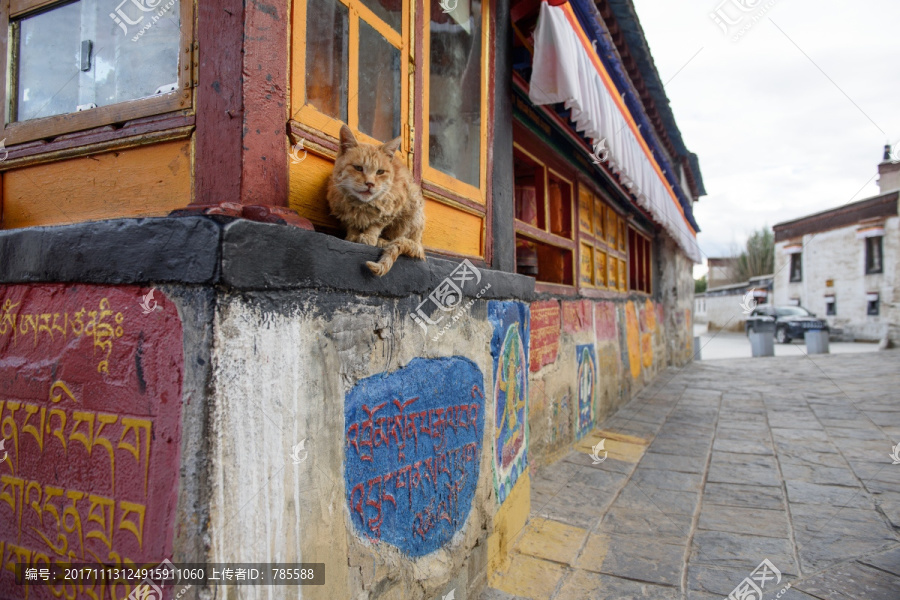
[[182, 0, 311, 229]]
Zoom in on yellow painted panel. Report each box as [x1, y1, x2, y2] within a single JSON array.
[[574, 429, 648, 463], [1, 140, 191, 229], [488, 472, 531, 581], [608, 256, 618, 289], [574, 532, 611, 573], [619, 259, 627, 291], [594, 248, 607, 288], [516, 517, 588, 565], [423, 199, 483, 257], [625, 301, 642, 379], [594, 199, 605, 239], [492, 553, 564, 600], [607, 210, 617, 247], [578, 187, 592, 233], [288, 151, 341, 230], [580, 242, 593, 285]]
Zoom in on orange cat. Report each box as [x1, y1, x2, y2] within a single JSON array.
[[327, 125, 426, 276]]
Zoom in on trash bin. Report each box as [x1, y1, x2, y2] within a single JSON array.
[[750, 317, 775, 357], [805, 329, 830, 354], [693, 336, 702, 361]]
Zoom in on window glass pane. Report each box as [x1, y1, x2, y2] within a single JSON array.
[[15, 0, 180, 122], [428, 0, 481, 188], [358, 21, 400, 141], [358, 0, 402, 31], [306, 0, 348, 123]]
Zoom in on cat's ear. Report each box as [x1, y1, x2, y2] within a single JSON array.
[[380, 136, 402, 157], [339, 125, 358, 153]]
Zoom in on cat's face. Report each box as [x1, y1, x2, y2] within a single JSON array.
[[333, 125, 402, 203]]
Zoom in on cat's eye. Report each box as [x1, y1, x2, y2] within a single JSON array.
[[376, 169, 385, 175], [353, 165, 364, 172]]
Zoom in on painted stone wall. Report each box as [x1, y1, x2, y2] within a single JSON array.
[[0, 283, 210, 600], [0, 220, 697, 600], [525, 236, 695, 472], [208, 291, 499, 600]]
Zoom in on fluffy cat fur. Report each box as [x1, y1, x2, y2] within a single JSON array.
[[327, 125, 426, 276]]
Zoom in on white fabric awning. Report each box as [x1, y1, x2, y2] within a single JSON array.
[[527, 1, 702, 263]]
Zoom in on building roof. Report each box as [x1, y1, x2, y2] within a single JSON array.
[[601, 0, 707, 198], [773, 191, 899, 242]]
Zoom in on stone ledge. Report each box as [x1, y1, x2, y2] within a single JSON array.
[[0, 217, 535, 301], [220, 220, 535, 300], [0, 217, 221, 284]]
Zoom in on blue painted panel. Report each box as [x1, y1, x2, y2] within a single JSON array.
[[576, 344, 596, 440], [344, 357, 485, 557], [488, 301, 530, 505]]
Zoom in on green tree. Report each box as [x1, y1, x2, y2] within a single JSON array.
[[734, 227, 775, 281], [695, 275, 707, 294]]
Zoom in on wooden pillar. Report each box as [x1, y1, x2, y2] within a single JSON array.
[[184, 0, 311, 228]]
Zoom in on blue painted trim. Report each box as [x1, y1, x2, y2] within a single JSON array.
[[562, 0, 700, 232]]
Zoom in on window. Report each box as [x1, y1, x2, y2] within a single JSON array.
[[425, 0, 486, 196], [865, 236, 883, 274], [789, 253, 802, 282], [292, 0, 490, 256], [825, 296, 836, 316], [513, 145, 574, 285], [628, 226, 652, 294], [867, 293, 879, 316], [301, 0, 405, 143], [3, 0, 189, 142], [577, 181, 627, 292]]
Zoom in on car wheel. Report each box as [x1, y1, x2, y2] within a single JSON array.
[[775, 327, 790, 344]]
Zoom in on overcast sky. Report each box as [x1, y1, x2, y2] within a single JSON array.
[[630, 0, 900, 277]]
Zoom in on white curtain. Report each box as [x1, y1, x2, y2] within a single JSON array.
[[528, 1, 702, 263]]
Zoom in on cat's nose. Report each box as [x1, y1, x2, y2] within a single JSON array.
[[365, 182, 374, 188]]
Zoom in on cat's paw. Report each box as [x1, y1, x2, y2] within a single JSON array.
[[366, 261, 388, 277], [357, 234, 379, 246]]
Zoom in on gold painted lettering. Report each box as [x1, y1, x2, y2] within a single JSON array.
[[118, 418, 151, 496], [86, 494, 116, 552], [118, 501, 146, 550]]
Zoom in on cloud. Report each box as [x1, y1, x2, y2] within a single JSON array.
[[632, 0, 900, 264]]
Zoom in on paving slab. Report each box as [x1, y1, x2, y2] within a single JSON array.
[[795, 561, 900, 600], [480, 351, 900, 600]]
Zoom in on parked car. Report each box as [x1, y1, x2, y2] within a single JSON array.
[[745, 305, 829, 343]]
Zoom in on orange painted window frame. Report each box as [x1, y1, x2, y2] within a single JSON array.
[[291, 0, 411, 151], [420, 0, 490, 204], [513, 141, 577, 287], [576, 177, 628, 294], [1, 0, 194, 146]]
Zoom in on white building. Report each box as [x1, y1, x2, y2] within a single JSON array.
[[695, 275, 773, 332], [773, 146, 899, 343]]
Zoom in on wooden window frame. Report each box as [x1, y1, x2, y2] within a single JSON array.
[[1, 0, 194, 146], [575, 176, 628, 296], [513, 141, 576, 289], [627, 224, 652, 294], [291, 0, 411, 151], [421, 0, 490, 204]]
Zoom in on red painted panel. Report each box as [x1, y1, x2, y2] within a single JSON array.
[[0, 284, 183, 599], [562, 299, 592, 334], [594, 302, 617, 341], [529, 300, 560, 372]]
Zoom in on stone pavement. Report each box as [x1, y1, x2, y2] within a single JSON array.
[[482, 350, 900, 600]]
